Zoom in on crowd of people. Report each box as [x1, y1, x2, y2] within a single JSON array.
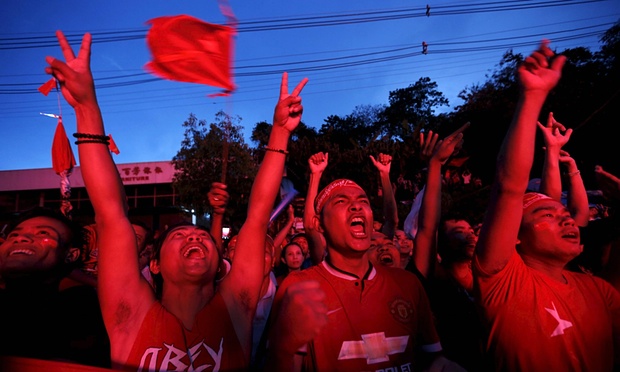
[[0, 32, 619, 372]]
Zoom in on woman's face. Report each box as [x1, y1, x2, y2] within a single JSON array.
[[282, 243, 303, 271]]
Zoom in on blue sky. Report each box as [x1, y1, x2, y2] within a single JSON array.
[[1, 0, 618, 171]]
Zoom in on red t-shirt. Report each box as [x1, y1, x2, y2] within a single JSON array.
[[272, 261, 441, 371], [123, 292, 247, 371], [474, 252, 620, 371]]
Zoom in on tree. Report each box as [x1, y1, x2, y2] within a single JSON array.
[[172, 111, 256, 227], [381, 77, 449, 140]]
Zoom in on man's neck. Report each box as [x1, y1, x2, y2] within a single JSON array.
[[325, 249, 370, 279], [161, 283, 215, 330]]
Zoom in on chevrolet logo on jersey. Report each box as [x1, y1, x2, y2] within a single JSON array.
[[338, 332, 409, 364]]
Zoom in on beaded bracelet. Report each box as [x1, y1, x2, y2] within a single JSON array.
[[566, 170, 581, 177], [264, 146, 289, 155], [75, 139, 110, 145], [73, 132, 110, 141]]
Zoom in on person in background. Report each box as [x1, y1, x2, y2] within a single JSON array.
[[0, 207, 110, 368], [265, 177, 465, 371], [276, 241, 305, 286], [473, 39, 620, 371], [45, 29, 308, 370]]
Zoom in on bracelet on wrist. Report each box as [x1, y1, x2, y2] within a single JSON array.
[[73, 132, 110, 141], [75, 139, 110, 145], [264, 146, 289, 155], [566, 170, 580, 177]]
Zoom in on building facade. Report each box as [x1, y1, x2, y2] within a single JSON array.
[[0, 161, 190, 236]]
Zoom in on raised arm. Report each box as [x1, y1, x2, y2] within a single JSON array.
[[304, 152, 328, 264], [413, 124, 468, 278], [536, 113, 589, 226], [370, 153, 399, 239], [272, 204, 296, 264], [538, 112, 569, 201], [475, 40, 566, 273], [45, 31, 155, 357], [219, 72, 308, 355], [559, 150, 589, 226]]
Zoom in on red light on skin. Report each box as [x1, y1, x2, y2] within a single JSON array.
[[40, 238, 58, 250], [533, 222, 551, 231]]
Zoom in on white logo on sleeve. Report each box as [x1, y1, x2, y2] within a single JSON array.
[[545, 302, 573, 337], [338, 332, 408, 364]]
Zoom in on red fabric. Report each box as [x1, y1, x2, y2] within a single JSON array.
[[446, 156, 469, 168], [38, 78, 56, 96], [108, 133, 120, 155], [51, 120, 76, 174], [145, 14, 236, 94]]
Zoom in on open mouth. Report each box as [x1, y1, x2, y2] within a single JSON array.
[[182, 245, 206, 259], [378, 253, 394, 265], [350, 217, 367, 237], [561, 231, 579, 241], [9, 249, 35, 256]]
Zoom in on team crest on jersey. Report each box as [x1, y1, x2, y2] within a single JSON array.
[[389, 298, 413, 323]]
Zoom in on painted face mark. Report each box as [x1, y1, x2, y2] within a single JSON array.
[[533, 222, 552, 230]]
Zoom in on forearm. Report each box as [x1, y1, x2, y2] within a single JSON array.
[[247, 127, 290, 226], [539, 151, 562, 200], [379, 171, 398, 239], [305, 171, 326, 263], [75, 100, 128, 222], [210, 213, 224, 253], [497, 92, 547, 194], [565, 170, 589, 226], [273, 219, 294, 249], [413, 159, 442, 277]]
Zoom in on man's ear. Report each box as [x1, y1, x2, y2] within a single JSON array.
[[65, 247, 80, 263], [149, 259, 161, 274], [312, 215, 324, 233]]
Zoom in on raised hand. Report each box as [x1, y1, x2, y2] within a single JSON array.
[[45, 31, 95, 108], [538, 112, 572, 151], [431, 122, 469, 165], [273, 72, 309, 133], [308, 152, 329, 174], [518, 39, 566, 93], [207, 182, 229, 215], [418, 130, 440, 164], [369, 153, 392, 174]]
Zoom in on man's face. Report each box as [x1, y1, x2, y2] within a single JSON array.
[[320, 186, 373, 254], [155, 226, 219, 283], [518, 200, 581, 262], [0, 216, 71, 277], [226, 235, 238, 261], [441, 219, 478, 262], [368, 232, 400, 268]]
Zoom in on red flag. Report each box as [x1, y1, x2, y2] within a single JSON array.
[[145, 15, 236, 94], [39, 78, 56, 96], [51, 119, 76, 174], [108, 133, 120, 155]]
